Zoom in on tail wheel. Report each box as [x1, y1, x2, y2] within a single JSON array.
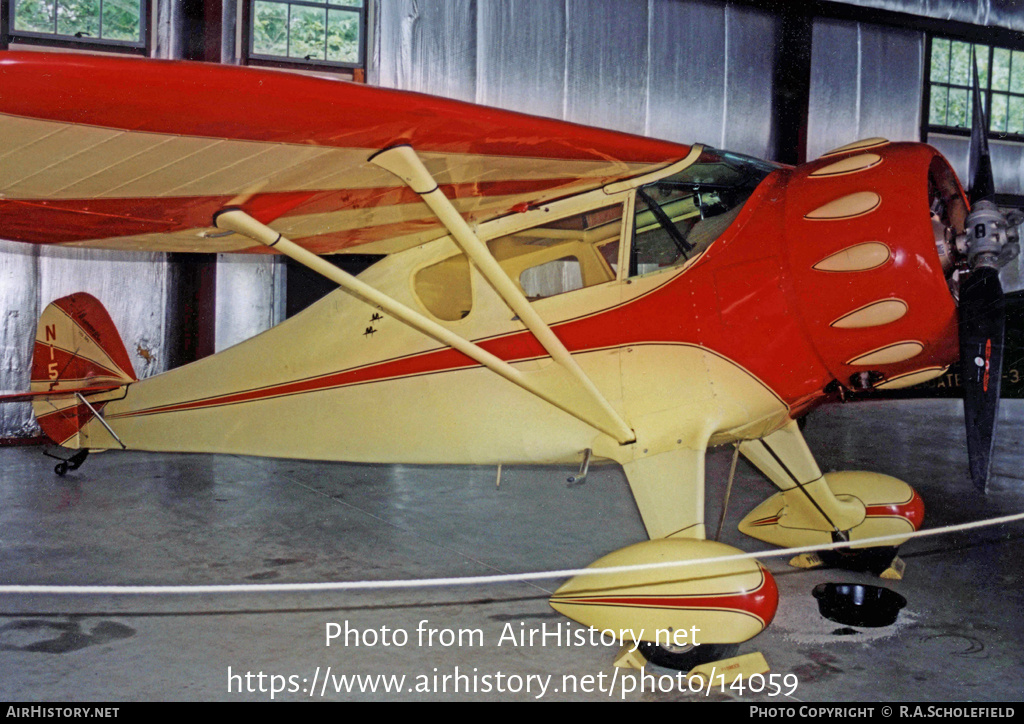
[[636, 642, 738, 671]]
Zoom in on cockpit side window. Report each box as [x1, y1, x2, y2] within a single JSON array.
[[487, 203, 623, 301], [629, 148, 777, 277]]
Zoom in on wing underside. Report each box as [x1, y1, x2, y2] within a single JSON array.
[[0, 52, 689, 256]]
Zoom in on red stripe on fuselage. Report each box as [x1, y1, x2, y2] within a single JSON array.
[[111, 180, 837, 421], [108, 345, 483, 419]]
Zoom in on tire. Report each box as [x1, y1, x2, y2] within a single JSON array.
[[636, 642, 738, 671], [819, 546, 899, 576]]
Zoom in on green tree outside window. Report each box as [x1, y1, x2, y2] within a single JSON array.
[[252, 0, 362, 66], [12, 0, 142, 43], [930, 37, 1024, 136]]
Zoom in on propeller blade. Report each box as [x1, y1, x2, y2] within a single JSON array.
[[958, 265, 1005, 491], [968, 50, 995, 204]]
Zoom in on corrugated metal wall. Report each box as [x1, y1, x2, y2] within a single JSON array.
[[807, 19, 925, 160], [0, 241, 38, 436], [214, 255, 286, 353], [372, 0, 782, 158], [0, 241, 171, 436]]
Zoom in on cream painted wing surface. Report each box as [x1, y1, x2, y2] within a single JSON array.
[[0, 51, 689, 255]]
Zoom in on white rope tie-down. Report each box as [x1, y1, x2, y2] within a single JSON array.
[[1, 512, 1021, 597]]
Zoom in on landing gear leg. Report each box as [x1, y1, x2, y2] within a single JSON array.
[[738, 423, 922, 578]]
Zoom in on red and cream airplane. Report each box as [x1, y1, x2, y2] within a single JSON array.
[[0, 51, 1017, 669]]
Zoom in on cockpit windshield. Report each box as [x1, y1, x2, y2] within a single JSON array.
[[630, 148, 778, 276]]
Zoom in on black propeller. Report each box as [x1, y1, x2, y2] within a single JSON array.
[[959, 265, 1004, 491], [957, 53, 1020, 491]]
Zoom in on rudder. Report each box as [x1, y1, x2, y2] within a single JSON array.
[[31, 293, 136, 447]]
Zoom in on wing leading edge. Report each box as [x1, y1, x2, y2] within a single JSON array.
[[0, 51, 690, 255]]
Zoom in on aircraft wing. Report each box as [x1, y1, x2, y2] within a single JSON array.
[[0, 52, 689, 256]]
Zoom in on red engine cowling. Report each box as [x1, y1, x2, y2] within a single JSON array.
[[779, 140, 962, 400]]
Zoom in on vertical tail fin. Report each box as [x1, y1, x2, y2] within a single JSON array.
[[31, 293, 136, 447]]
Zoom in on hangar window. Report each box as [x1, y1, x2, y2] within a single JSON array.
[[247, 0, 366, 73], [7, 0, 146, 48], [928, 37, 1024, 137]]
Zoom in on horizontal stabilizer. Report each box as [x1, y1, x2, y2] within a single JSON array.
[[0, 384, 124, 404]]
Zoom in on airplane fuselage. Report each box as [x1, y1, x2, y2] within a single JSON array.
[[63, 140, 960, 471]]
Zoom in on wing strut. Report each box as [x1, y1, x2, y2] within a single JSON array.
[[212, 209, 635, 443], [369, 144, 635, 444]]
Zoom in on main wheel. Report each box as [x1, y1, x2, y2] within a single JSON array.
[[636, 642, 738, 671], [819, 545, 899, 576]]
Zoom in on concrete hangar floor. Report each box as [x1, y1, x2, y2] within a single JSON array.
[[0, 399, 1021, 702]]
